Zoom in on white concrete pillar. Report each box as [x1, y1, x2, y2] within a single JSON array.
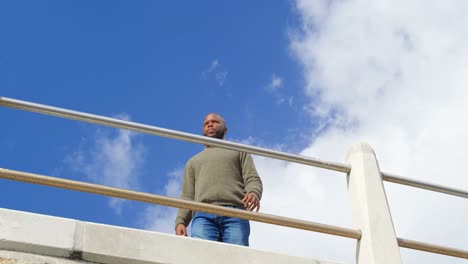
[[346, 143, 402, 264]]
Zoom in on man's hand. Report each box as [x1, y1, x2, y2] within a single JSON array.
[[175, 223, 187, 236], [242, 192, 260, 212]]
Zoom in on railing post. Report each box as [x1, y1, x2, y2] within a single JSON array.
[[346, 142, 402, 264]]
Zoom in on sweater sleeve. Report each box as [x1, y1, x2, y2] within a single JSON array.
[[240, 153, 263, 200], [175, 161, 195, 227]]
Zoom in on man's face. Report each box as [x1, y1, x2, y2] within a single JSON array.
[[203, 114, 227, 139]]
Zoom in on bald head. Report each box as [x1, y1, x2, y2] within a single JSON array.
[[204, 113, 226, 126], [203, 113, 228, 139]]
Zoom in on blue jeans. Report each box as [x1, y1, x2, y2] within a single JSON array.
[[191, 206, 250, 246]]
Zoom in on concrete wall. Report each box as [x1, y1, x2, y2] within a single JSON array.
[[0, 208, 340, 264]]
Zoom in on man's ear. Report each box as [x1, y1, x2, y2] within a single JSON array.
[[224, 127, 228, 138]]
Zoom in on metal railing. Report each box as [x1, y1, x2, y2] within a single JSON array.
[[0, 168, 361, 239], [2, 97, 467, 199], [382, 172, 468, 199], [0, 97, 349, 172], [1, 96, 467, 260]]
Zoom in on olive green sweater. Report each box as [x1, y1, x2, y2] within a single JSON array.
[[175, 147, 263, 227]]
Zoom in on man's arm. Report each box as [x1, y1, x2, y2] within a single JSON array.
[[240, 153, 263, 212], [175, 162, 195, 235]]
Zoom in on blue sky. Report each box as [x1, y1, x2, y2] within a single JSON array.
[[2, 1, 468, 263], [1, 1, 312, 229]]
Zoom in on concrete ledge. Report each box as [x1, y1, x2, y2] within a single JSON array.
[[0, 250, 94, 264], [0, 208, 340, 264], [0, 209, 77, 258]]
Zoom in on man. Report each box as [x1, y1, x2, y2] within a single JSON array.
[[175, 113, 263, 246]]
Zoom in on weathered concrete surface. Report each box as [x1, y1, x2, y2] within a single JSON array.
[[0, 208, 341, 264], [0, 208, 78, 258], [0, 250, 94, 264]]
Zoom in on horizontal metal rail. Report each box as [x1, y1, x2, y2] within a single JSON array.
[[2, 97, 467, 200], [398, 237, 468, 259], [382, 172, 468, 199], [0, 168, 361, 240], [0, 96, 350, 173], [2, 168, 467, 260]]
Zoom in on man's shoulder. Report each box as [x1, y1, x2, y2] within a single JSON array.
[[186, 151, 202, 165], [186, 148, 211, 164]]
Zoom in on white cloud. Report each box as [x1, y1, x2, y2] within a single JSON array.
[[269, 74, 283, 91], [230, 136, 288, 153], [202, 59, 228, 87], [265, 73, 288, 105], [250, 153, 355, 262], [202, 59, 219, 79], [208, 59, 219, 73], [216, 71, 228, 86], [65, 114, 146, 214], [141, 167, 184, 234], [287, 96, 294, 107], [247, 0, 468, 263]]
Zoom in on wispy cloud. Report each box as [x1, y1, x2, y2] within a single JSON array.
[[265, 73, 293, 106], [230, 136, 290, 154], [215, 71, 228, 86], [64, 114, 146, 215], [140, 167, 184, 234], [202, 59, 219, 78], [201, 59, 229, 87], [268, 74, 283, 92], [208, 59, 219, 72], [163, 167, 184, 198]]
